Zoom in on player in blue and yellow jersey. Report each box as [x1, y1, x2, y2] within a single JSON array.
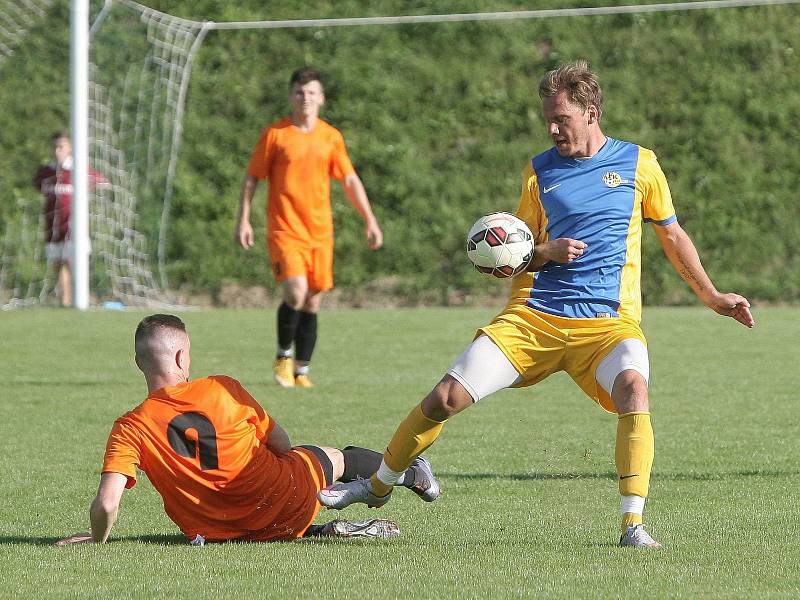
[[318, 61, 754, 549]]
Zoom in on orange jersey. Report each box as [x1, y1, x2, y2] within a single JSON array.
[[247, 116, 355, 246], [102, 376, 326, 542]]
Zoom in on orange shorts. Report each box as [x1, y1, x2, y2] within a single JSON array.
[[268, 240, 333, 292], [239, 446, 329, 542]]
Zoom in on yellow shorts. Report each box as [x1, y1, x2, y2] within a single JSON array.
[[268, 241, 333, 292], [478, 303, 647, 413]]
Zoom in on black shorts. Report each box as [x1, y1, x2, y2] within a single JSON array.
[[297, 444, 334, 485]]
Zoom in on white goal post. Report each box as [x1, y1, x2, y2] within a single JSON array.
[[71, 0, 89, 309]]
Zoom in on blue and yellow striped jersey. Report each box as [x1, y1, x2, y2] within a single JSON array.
[[510, 137, 676, 323]]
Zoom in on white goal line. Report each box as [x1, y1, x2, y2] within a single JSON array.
[[114, 0, 799, 31]]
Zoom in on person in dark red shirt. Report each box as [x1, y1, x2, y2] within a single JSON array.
[[32, 132, 106, 307]]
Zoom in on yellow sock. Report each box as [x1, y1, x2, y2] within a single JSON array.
[[615, 412, 654, 499], [621, 511, 643, 532], [370, 404, 445, 496]]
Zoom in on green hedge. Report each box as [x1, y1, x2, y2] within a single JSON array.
[[2, 0, 798, 304]]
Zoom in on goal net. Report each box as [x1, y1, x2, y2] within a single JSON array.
[[0, 0, 54, 65], [1, 0, 207, 308]]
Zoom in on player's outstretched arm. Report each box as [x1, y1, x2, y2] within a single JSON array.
[[55, 472, 127, 546], [654, 221, 754, 328], [342, 172, 383, 249]]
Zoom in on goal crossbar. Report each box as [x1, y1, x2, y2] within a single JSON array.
[[121, 0, 800, 31]]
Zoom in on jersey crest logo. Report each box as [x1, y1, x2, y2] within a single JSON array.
[[602, 171, 627, 188]]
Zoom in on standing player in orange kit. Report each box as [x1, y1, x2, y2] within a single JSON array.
[[236, 67, 383, 389]]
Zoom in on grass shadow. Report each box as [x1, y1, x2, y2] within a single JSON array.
[[585, 541, 624, 549], [0, 534, 189, 546], [0, 536, 64, 546], [440, 469, 800, 482], [27, 534, 399, 547], [113, 534, 189, 545]]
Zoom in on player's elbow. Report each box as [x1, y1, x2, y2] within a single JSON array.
[[90, 494, 119, 519], [342, 172, 361, 191], [266, 425, 292, 454], [656, 222, 688, 249], [268, 439, 292, 455]]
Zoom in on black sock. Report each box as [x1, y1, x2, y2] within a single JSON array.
[[294, 310, 318, 363], [341, 446, 381, 481], [303, 524, 326, 537], [341, 446, 416, 486], [277, 302, 299, 354]]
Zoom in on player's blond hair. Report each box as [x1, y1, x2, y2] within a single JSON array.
[[538, 60, 603, 119]]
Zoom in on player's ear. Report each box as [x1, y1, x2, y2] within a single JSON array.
[[176, 346, 192, 377], [587, 105, 598, 124]]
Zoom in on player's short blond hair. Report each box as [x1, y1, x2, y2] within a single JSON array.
[[538, 60, 603, 119]]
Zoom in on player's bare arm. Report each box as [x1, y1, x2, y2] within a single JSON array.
[[342, 172, 383, 249], [654, 221, 754, 328], [90, 472, 127, 542], [55, 472, 127, 545], [527, 237, 587, 271], [235, 174, 259, 249], [265, 421, 292, 454]]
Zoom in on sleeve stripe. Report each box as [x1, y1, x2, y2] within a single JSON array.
[[644, 214, 677, 226]]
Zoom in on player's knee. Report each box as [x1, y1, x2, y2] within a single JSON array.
[[302, 292, 323, 313], [422, 376, 473, 421], [283, 289, 306, 310], [611, 370, 649, 413], [322, 447, 345, 481]]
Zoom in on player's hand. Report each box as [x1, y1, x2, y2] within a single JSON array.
[[236, 220, 254, 249], [543, 238, 587, 263], [707, 292, 754, 328], [54, 531, 93, 546], [365, 221, 383, 250]]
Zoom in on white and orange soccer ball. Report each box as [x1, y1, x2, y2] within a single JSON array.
[[466, 212, 534, 278]]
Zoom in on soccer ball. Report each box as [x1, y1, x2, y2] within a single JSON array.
[[466, 212, 534, 278]]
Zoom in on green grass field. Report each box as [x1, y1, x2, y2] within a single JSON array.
[[0, 306, 797, 599]]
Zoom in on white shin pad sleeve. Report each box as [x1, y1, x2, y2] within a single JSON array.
[[447, 335, 522, 402], [595, 338, 650, 396]]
